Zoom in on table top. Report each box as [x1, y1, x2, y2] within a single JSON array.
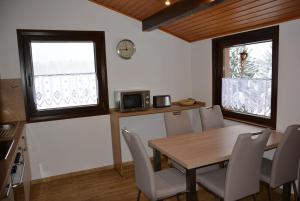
[[149, 125, 282, 169]]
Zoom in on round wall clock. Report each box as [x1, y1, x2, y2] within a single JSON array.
[[116, 39, 136, 59]]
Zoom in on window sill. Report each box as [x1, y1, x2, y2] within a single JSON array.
[[26, 109, 110, 123], [224, 116, 274, 129]]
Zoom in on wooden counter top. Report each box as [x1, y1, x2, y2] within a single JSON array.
[[110, 101, 205, 117], [0, 121, 25, 197]]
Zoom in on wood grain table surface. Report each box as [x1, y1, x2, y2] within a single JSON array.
[[149, 124, 282, 170]]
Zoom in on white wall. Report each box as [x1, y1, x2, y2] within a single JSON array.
[[1, 0, 299, 181], [191, 39, 213, 105], [0, 0, 192, 180], [276, 20, 300, 130], [191, 19, 300, 132]]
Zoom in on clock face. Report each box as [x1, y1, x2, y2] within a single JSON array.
[[116, 39, 136, 59]]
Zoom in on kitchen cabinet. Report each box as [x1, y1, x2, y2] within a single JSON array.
[[1, 175, 14, 201], [1, 123, 29, 201], [13, 127, 31, 201], [21, 129, 30, 201], [2, 191, 14, 201]]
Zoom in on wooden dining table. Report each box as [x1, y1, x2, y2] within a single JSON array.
[[148, 124, 285, 201]]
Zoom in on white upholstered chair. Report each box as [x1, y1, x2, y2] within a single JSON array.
[[122, 129, 186, 201], [197, 129, 271, 201], [164, 110, 193, 136], [164, 111, 219, 174], [199, 105, 225, 131], [260, 124, 300, 201]]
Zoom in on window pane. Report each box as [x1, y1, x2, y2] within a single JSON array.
[[31, 42, 96, 75], [222, 41, 272, 118], [30, 42, 98, 110]]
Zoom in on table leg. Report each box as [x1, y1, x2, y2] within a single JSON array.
[[186, 168, 198, 201], [153, 149, 161, 171], [283, 182, 291, 201], [110, 113, 123, 176], [298, 161, 300, 201]]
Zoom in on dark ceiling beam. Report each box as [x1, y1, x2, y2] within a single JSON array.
[[142, 0, 224, 31]]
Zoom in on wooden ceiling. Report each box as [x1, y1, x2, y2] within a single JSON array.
[[91, 0, 300, 42], [91, 0, 180, 20]]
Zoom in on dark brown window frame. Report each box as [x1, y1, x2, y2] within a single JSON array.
[[212, 26, 279, 129], [17, 30, 109, 122]]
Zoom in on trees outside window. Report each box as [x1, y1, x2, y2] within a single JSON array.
[[212, 26, 278, 128]]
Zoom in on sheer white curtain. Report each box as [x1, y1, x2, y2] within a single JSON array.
[[31, 42, 98, 110], [222, 78, 271, 117]]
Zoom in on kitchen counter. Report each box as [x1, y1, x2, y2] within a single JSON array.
[[0, 121, 25, 198]]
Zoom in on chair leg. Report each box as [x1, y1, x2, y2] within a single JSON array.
[[176, 193, 180, 201], [292, 181, 298, 201], [253, 194, 257, 201], [137, 190, 141, 201], [267, 185, 273, 201]]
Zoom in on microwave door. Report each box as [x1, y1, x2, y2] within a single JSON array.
[[123, 94, 143, 111]]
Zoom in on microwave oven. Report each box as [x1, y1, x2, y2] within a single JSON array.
[[114, 90, 150, 112]]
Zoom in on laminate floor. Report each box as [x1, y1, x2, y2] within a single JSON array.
[[29, 165, 286, 201]]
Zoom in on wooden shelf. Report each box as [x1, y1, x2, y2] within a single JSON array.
[[110, 101, 205, 117], [110, 101, 206, 176]]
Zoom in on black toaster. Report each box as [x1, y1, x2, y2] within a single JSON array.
[[153, 95, 171, 108]]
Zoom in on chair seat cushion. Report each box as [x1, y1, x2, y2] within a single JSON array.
[[155, 168, 186, 199], [260, 158, 272, 184], [196, 167, 227, 198]]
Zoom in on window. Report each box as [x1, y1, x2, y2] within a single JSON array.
[[17, 30, 109, 122], [212, 26, 279, 128]]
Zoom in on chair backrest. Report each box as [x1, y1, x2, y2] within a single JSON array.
[[270, 124, 300, 187], [164, 111, 193, 136], [224, 129, 271, 201], [199, 105, 225, 131], [122, 129, 156, 201]]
